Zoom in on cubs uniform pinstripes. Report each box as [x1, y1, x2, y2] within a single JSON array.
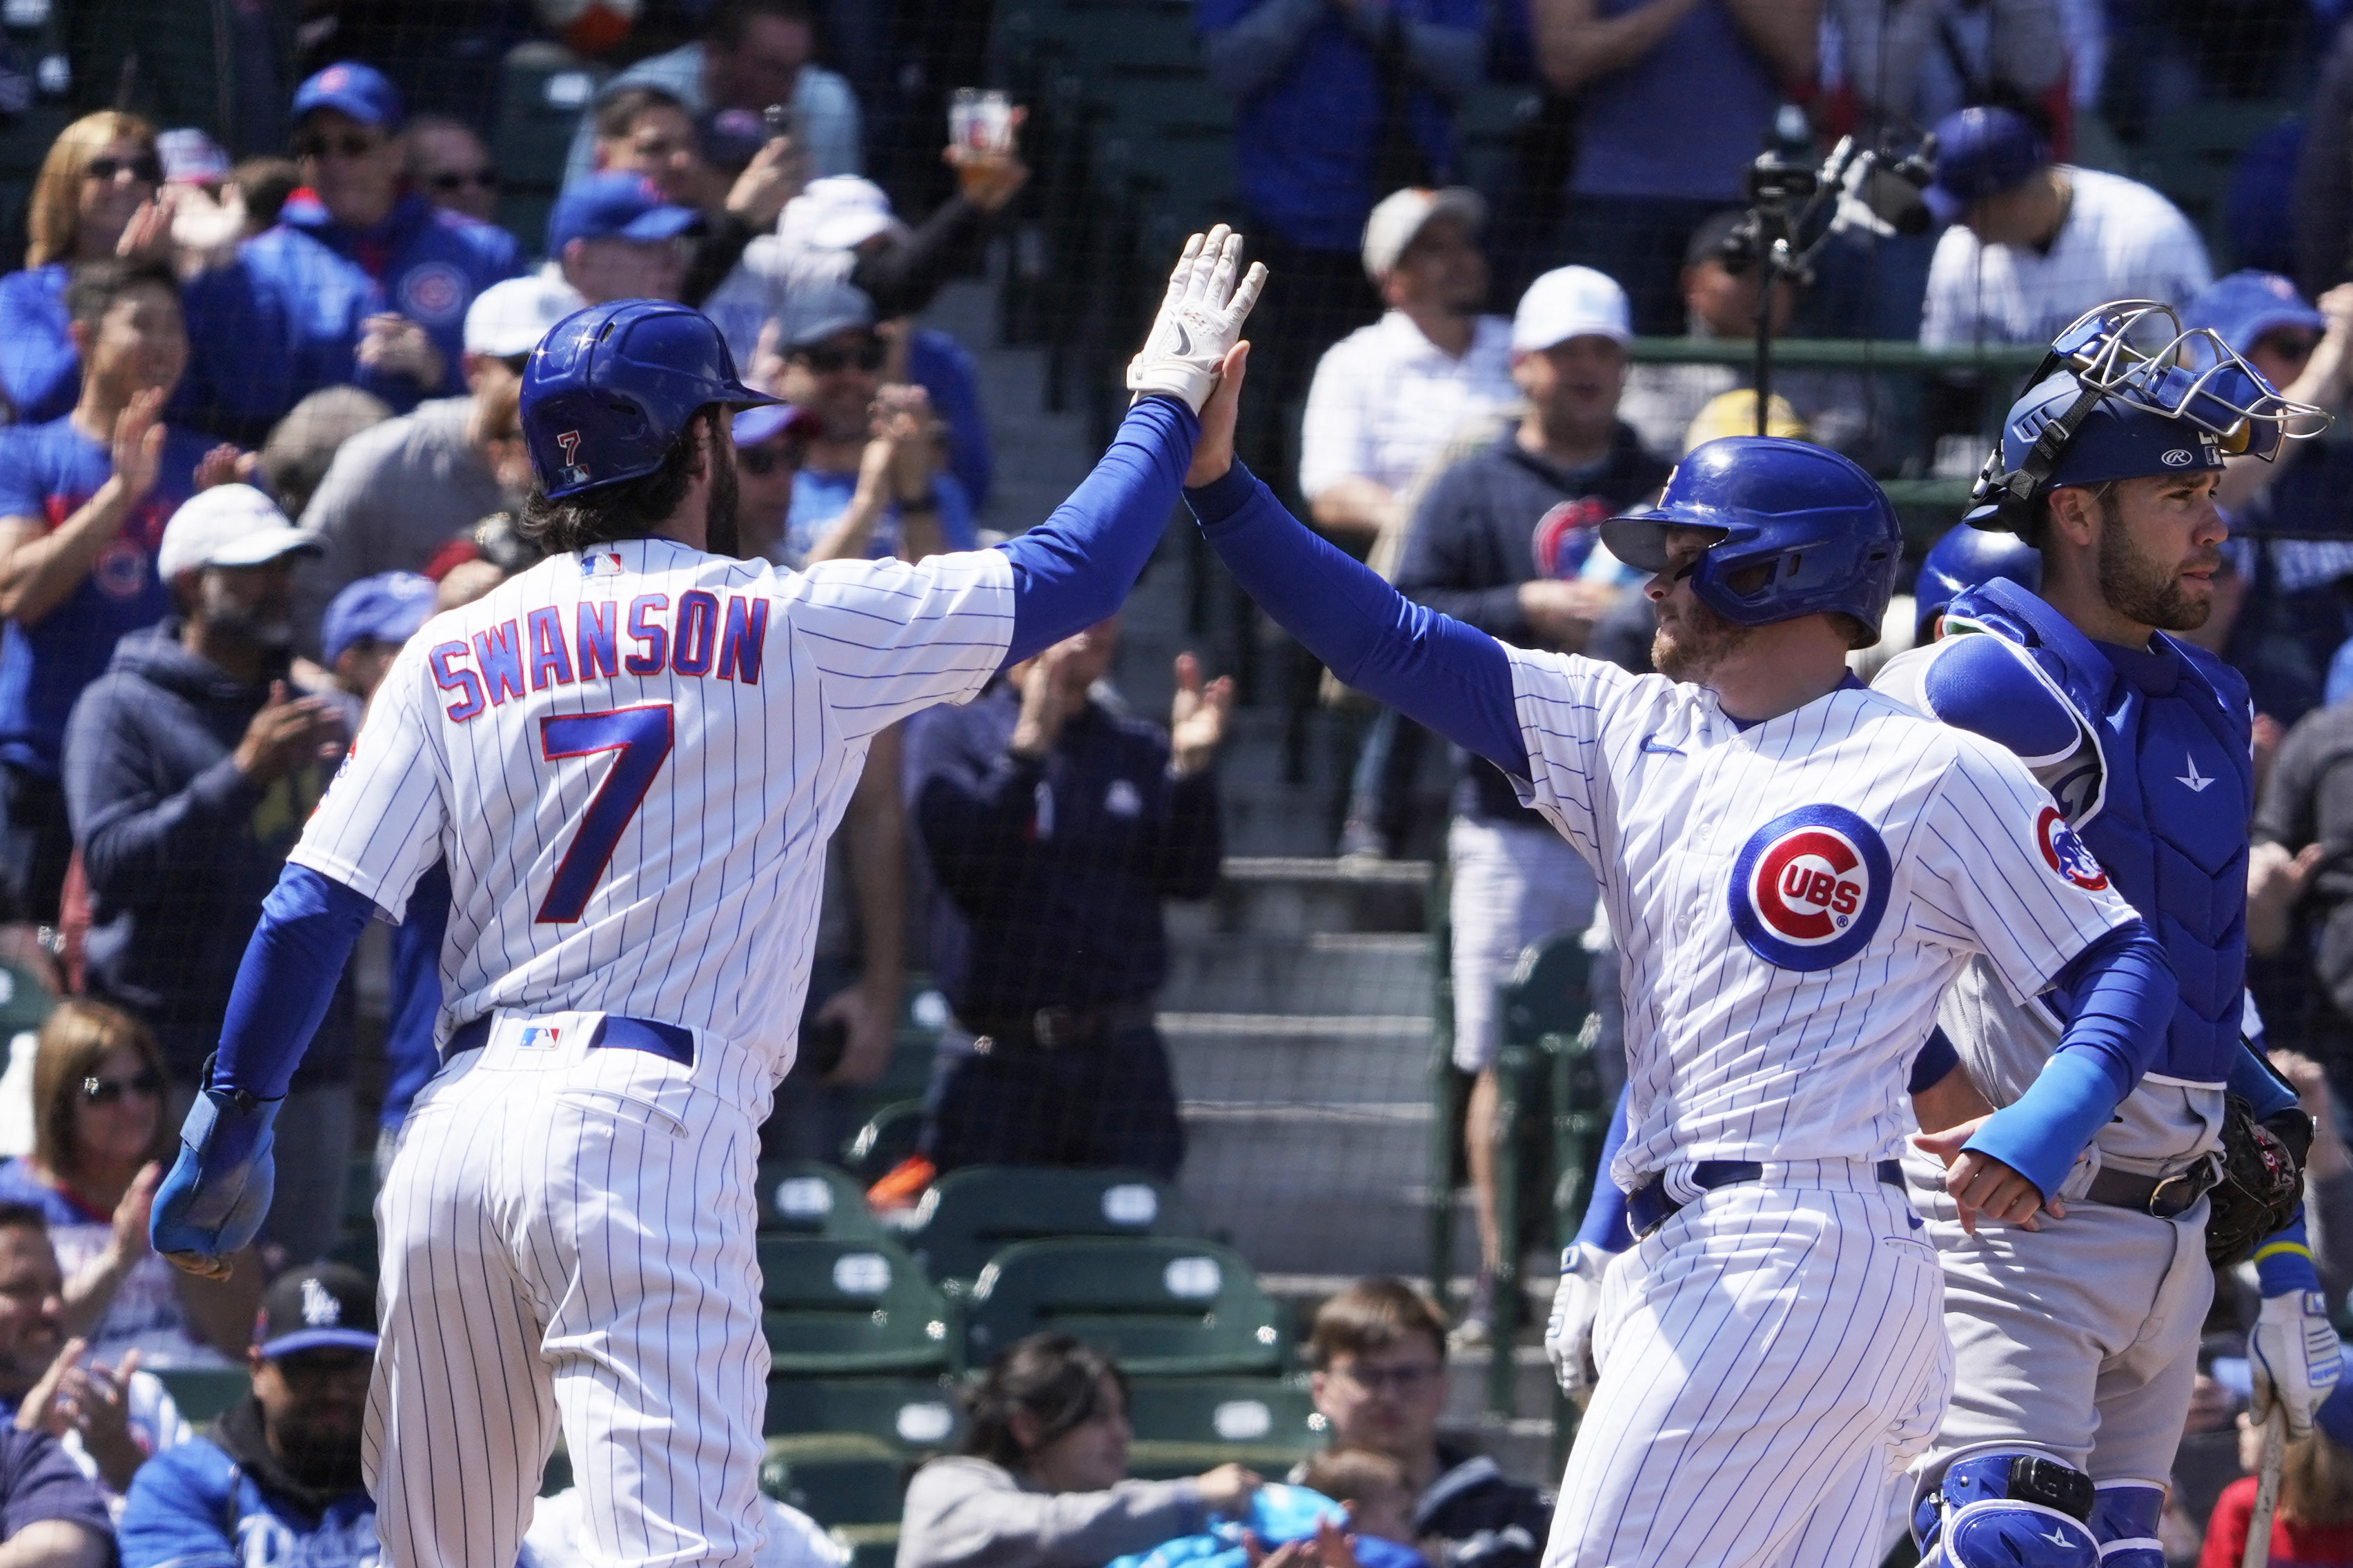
[[1495, 646, 2140, 1568], [297, 538, 1014, 1568]]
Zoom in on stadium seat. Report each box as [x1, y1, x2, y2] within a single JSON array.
[[156, 1367, 251, 1425], [961, 1238, 1286, 1376], [828, 1524, 900, 1568], [1123, 1376, 1323, 1478], [756, 1160, 885, 1239], [762, 1375, 965, 1451], [759, 1433, 908, 1527], [0, 962, 51, 1036], [490, 43, 610, 250], [899, 1164, 1194, 1288], [758, 1235, 956, 1376], [845, 1100, 926, 1184]]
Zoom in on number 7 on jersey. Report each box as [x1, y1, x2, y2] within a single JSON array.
[[536, 704, 675, 922]]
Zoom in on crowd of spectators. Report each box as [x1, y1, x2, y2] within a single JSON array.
[[0, 0, 2352, 1560]]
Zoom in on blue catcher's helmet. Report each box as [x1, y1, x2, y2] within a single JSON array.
[[1965, 299, 2327, 533], [1599, 436, 1903, 648], [1915, 523, 2041, 642], [522, 299, 780, 499]]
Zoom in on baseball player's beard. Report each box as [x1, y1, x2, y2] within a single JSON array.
[[2096, 502, 2214, 633], [705, 441, 742, 558], [1651, 595, 1755, 684]]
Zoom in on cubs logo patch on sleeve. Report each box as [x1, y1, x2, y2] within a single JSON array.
[[2034, 805, 2109, 891], [1728, 804, 1893, 971]]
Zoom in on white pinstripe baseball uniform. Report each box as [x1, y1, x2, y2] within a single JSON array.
[[1494, 646, 2143, 1568], [290, 537, 1013, 1568]]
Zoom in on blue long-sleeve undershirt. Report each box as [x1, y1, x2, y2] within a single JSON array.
[[1573, 1087, 1633, 1251], [2225, 1039, 2321, 1296], [1960, 917, 2176, 1200], [998, 395, 1199, 666], [1186, 460, 1527, 774], [208, 398, 1204, 1101]]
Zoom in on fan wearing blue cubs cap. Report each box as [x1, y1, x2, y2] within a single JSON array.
[[150, 226, 1264, 1568], [2185, 269, 2353, 523], [1180, 306, 2174, 1562], [1920, 105, 2211, 350], [1872, 299, 2334, 1568], [174, 61, 524, 445], [547, 171, 702, 306]]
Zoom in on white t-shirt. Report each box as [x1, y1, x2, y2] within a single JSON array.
[[1297, 312, 1518, 502], [1920, 167, 2212, 349]]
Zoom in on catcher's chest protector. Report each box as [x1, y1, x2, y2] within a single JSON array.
[[1946, 579, 2252, 1086]]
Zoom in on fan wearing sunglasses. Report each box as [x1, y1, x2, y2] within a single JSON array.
[[0, 1000, 257, 1370], [407, 116, 502, 226], [0, 112, 167, 430], [770, 290, 976, 567], [175, 61, 523, 445], [2184, 270, 2353, 522]]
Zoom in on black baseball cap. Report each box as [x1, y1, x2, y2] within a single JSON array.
[[257, 1263, 378, 1358]]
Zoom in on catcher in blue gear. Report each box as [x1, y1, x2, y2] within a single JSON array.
[[1874, 300, 2334, 1568]]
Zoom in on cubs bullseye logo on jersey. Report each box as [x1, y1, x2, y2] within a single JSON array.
[[398, 261, 468, 326], [2035, 804, 2109, 890], [1729, 804, 1893, 971]]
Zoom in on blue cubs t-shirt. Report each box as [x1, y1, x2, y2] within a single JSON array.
[[778, 468, 978, 570], [0, 415, 213, 777]]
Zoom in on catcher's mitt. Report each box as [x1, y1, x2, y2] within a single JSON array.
[[2206, 1093, 2312, 1267]]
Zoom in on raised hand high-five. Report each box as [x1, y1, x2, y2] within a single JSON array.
[[1128, 225, 1268, 415]]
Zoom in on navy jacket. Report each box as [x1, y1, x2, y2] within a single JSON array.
[[176, 190, 522, 443], [908, 682, 1222, 1020], [61, 622, 351, 1082], [1394, 425, 1670, 822]]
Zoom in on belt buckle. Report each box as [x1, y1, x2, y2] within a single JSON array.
[[2148, 1169, 2198, 1219], [1032, 1006, 1078, 1049]]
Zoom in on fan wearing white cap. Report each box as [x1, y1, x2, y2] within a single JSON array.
[[1388, 263, 1668, 1345], [1297, 187, 1517, 544], [286, 277, 558, 659], [61, 484, 349, 1266]]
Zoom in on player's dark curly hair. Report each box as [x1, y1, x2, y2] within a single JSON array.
[[518, 406, 719, 556], [959, 1333, 1128, 1471]]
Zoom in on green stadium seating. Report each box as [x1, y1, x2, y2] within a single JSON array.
[[757, 1160, 885, 1239], [490, 44, 611, 254], [0, 962, 52, 1035], [759, 1235, 956, 1376], [829, 1523, 900, 1568], [762, 1375, 965, 1451], [759, 1433, 908, 1527], [1123, 1376, 1323, 1478], [962, 1238, 1285, 1376], [845, 1100, 926, 1184], [899, 1164, 1192, 1288], [157, 1367, 250, 1425]]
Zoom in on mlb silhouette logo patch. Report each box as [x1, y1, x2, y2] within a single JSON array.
[[1729, 804, 1893, 971], [520, 1024, 564, 1051]]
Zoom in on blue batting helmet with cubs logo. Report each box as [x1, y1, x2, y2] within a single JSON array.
[[521, 299, 780, 499], [1599, 437, 1903, 647]]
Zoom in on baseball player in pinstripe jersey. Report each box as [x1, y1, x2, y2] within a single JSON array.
[[1175, 333, 2181, 1566], [1871, 302, 2339, 1568], [136, 230, 1266, 1568]]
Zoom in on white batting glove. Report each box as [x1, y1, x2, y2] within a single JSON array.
[[1125, 224, 1268, 415], [1544, 1243, 1612, 1403], [2252, 1290, 2343, 1440]]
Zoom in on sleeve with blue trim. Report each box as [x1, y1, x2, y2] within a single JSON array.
[[210, 866, 380, 1102], [1960, 918, 2176, 1199], [2229, 1038, 2301, 1121], [1185, 460, 1526, 775], [1572, 1086, 1633, 1253], [996, 395, 1197, 666]]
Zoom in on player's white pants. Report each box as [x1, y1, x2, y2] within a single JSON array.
[[1544, 1167, 1951, 1568], [364, 1012, 774, 1568]]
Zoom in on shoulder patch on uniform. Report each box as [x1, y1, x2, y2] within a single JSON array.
[[2032, 804, 2109, 891], [1727, 804, 1893, 972], [1921, 632, 2082, 766]]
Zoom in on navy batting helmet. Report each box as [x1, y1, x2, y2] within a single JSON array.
[[1599, 437, 1903, 647], [1914, 524, 2040, 643], [1964, 299, 2325, 533], [522, 299, 779, 499]]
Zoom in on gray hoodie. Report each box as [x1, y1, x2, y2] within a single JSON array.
[[896, 1458, 1205, 1568]]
